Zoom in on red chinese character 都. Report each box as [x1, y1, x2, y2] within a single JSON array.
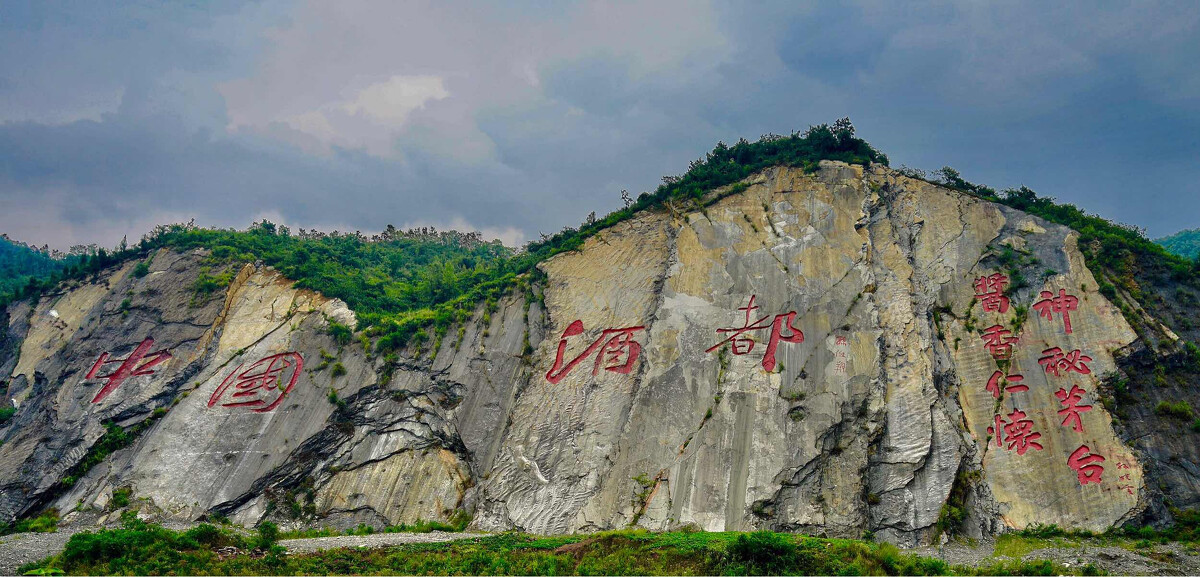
[[985, 370, 1027, 398], [980, 325, 1019, 360], [1033, 288, 1079, 334], [974, 273, 1011, 313], [1055, 384, 1093, 432], [1068, 444, 1105, 485], [545, 320, 646, 384], [84, 338, 172, 404], [1038, 347, 1092, 377], [987, 408, 1044, 455], [208, 352, 304, 413], [706, 295, 804, 372]]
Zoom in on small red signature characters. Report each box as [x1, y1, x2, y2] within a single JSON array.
[[545, 321, 646, 384], [974, 273, 1011, 314], [980, 325, 1019, 360], [985, 370, 1027, 398], [1068, 444, 1106, 485], [706, 295, 804, 372], [987, 408, 1044, 455], [1033, 289, 1079, 334], [1055, 385, 1093, 432], [1038, 347, 1092, 377], [84, 338, 172, 403], [208, 352, 304, 413]]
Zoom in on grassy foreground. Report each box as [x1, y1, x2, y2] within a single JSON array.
[[19, 518, 1092, 576]]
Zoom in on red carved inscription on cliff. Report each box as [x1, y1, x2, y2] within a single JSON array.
[[84, 338, 172, 403], [208, 352, 304, 413]]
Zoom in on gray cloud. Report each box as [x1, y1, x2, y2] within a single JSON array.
[[1, 0, 1198, 250]]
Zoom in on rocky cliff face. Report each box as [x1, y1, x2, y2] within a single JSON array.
[[0, 162, 1158, 544]]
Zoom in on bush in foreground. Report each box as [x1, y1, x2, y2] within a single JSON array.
[[21, 522, 1098, 576]]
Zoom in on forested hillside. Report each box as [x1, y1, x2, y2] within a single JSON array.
[[1158, 228, 1200, 260]]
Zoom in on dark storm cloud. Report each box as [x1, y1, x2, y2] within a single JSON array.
[[1, 0, 1198, 249]]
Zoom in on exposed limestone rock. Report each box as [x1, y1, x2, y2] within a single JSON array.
[[0, 162, 1150, 545]]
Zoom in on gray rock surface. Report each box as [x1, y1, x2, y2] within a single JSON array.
[[0, 162, 1152, 546]]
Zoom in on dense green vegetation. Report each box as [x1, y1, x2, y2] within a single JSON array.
[[1157, 228, 1200, 260], [0, 508, 58, 536], [0, 236, 82, 299], [22, 521, 1090, 576]]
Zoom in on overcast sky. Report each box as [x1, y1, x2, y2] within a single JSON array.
[[2, 1, 1199, 249]]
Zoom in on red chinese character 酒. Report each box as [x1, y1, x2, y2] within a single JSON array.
[[980, 325, 1019, 360], [1068, 444, 1105, 485], [987, 408, 1044, 455], [706, 295, 804, 372], [974, 273, 1011, 314], [1033, 288, 1079, 334], [1038, 347, 1092, 377], [208, 352, 304, 413], [985, 370, 1027, 398], [1054, 384, 1093, 432], [84, 338, 172, 404], [545, 320, 646, 384]]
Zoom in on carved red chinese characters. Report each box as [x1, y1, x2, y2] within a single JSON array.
[[545, 321, 645, 384], [1054, 385, 1093, 432], [208, 352, 304, 413], [985, 370, 1027, 398], [1038, 347, 1092, 376], [974, 273, 1011, 313], [980, 325, 1019, 360], [1068, 444, 1105, 485], [84, 338, 172, 403], [1033, 289, 1079, 334], [706, 295, 804, 372], [987, 408, 1044, 455]]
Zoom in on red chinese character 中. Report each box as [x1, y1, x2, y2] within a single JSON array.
[[1033, 289, 1079, 334], [545, 320, 646, 384], [1055, 385, 1093, 432], [706, 295, 804, 372], [985, 370, 1027, 398], [974, 273, 1011, 313], [208, 352, 304, 413], [987, 408, 1044, 455], [1038, 347, 1092, 377], [84, 338, 172, 404], [980, 325, 1019, 360], [1068, 444, 1105, 485]]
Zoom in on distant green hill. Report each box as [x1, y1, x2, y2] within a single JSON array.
[[1158, 229, 1200, 260], [0, 236, 70, 298]]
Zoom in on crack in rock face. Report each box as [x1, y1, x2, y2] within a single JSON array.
[[0, 163, 1147, 544]]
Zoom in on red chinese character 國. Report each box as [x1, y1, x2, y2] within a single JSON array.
[[1038, 347, 1092, 377], [84, 338, 172, 404], [985, 370, 1027, 398], [1055, 385, 1093, 432], [545, 320, 646, 384], [706, 295, 804, 372], [974, 273, 1011, 313], [1033, 289, 1079, 334], [1068, 444, 1105, 485], [987, 408, 1044, 455], [208, 352, 304, 413], [980, 325, 1019, 360]]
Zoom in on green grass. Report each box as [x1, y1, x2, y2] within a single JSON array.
[[0, 508, 59, 536], [20, 523, 1099, 576]]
